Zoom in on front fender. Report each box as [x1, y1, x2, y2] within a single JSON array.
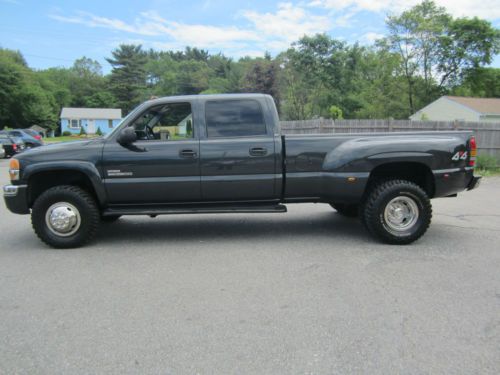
[[22, 161, 107, 205]]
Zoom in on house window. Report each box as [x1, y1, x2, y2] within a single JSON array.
[[69, 119, 80, 129], [108, 119, 113, 129]]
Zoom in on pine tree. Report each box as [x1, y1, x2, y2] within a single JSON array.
[[106, 45, 147, 114]]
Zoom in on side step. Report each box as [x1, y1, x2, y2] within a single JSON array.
[[102, 204, 287, 216]]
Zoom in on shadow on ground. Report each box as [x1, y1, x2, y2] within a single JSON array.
[[93, 211, 373, 246]]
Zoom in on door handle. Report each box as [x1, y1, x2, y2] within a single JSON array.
[[249, 147, 267, 156], [179, 149, 197, 158]]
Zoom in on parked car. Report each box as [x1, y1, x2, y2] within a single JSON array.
[[23, 128, 44, 140], [0, 146, 4, 159], [0, 129, 43, 148], [10, 137, 26, 152], [0, 134, 23, 157], [3, 94, 480, 248]]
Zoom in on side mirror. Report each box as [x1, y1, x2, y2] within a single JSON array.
[[117, 127, 137, 145]]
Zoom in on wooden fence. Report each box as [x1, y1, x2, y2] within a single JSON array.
[[280, 119, 500, 157]]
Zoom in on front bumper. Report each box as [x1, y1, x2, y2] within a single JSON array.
[[3, 184, 30, 214], [467, 175, 482, 191]]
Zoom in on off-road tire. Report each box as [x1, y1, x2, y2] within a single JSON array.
[[31, 185, 100, 248], [362, 179, 432, 245], [330, 203, 359, 217]]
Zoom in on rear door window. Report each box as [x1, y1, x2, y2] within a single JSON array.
[[205, 99, 267, 138]]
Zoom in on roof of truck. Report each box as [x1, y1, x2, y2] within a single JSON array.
[[146, 93, 272, 104]]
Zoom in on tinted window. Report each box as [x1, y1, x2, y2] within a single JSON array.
[[205, 100, 267, 138]]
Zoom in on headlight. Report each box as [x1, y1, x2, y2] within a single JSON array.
[[9, 158, 20, 180]]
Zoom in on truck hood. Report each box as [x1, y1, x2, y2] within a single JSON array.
[[16, 138, 105, 163]]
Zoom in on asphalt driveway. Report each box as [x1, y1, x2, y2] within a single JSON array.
[[0, 159, 499, 374]]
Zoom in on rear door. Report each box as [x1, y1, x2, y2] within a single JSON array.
[[102, 101, 201, 204], [199, 98, 278, 201]]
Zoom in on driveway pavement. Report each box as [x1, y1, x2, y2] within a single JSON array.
[[0, 159, 499, 374]]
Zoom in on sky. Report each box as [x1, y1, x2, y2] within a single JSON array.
[[1, 0, 499, 73]]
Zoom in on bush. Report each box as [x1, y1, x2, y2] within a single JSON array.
[[62, 131, 71, 136], [79, 126, 86, 136], [476, 154, 499, 171], [96, 127, 103, 136], [328, 105, 343, 120]]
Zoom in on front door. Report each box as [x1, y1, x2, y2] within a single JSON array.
[[87, 119, 95, 134], [102, 101, 201, 204], [200, 99, 278, 201]]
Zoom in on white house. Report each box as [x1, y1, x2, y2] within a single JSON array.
[[60, 108, 122, 135], [410, 96, 500, 122]]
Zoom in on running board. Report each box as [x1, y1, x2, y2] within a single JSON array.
[[102, 204, 287, 216]]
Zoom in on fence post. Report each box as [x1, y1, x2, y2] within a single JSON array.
[[388, 118, 393, 132]]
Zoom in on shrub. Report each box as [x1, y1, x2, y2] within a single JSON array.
[[476, 154, 498, 171], [62, 131, 72, 136], [79, 126, 87, 136], [96, 127, 103, 136], [329, 105, 343, 120]]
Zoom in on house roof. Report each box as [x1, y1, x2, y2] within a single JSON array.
[[445, 96, 500, 115], [60, 107, 122, 119]]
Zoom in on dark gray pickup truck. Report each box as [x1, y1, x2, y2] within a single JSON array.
[[4, 94, 480, 248]]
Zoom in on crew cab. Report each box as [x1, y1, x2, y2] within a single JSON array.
[[3, 94, 481, 248]]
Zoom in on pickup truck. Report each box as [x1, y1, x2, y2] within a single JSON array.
[[3, 94, 481, 248]]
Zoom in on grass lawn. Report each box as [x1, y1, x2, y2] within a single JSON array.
[[477, 169, 500, 177], [44, 136, 99, 144]]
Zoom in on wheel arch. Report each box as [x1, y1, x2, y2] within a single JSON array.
[[366, 161, 435, 198], [24, 162, 106, 207]]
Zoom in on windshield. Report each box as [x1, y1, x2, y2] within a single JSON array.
[[103, 103, 147, 139]]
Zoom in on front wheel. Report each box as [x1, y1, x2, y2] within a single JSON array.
[[31, 185, 100, 248], [362, 180, 432, 245]]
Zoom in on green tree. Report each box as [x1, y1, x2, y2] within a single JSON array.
[[453, 68, 500, 97], [243, 59, 281, 110], [438, 17, 500, 87], [385, 0, 499, 114], [106, 44, 147, 113], [0, 48, 57, 129]]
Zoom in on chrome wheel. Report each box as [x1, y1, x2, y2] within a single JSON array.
[[383, 196, 419, 232], [45, 202, 81, 237]]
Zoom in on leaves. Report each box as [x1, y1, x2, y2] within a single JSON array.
[[0, 1, 498, 131]]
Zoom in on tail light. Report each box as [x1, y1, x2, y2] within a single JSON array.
[[12, 143, 17, 151], [35, 135, 42, 140], [469, 136, 477, 167]]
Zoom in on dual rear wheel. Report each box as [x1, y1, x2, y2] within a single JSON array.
[[332, 179, 432, 244]]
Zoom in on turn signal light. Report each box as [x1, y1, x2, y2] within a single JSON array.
[[9, 158, 20, 180]]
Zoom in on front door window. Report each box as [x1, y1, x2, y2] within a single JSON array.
[[131, 102, 193, 141]]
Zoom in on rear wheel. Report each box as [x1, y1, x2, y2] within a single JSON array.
[[362, 179, 432, 244], [31, 185, 100, 248], [330, 203, 359, 217]]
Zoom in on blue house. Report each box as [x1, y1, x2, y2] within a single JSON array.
[[60, 107, 122, 135]]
